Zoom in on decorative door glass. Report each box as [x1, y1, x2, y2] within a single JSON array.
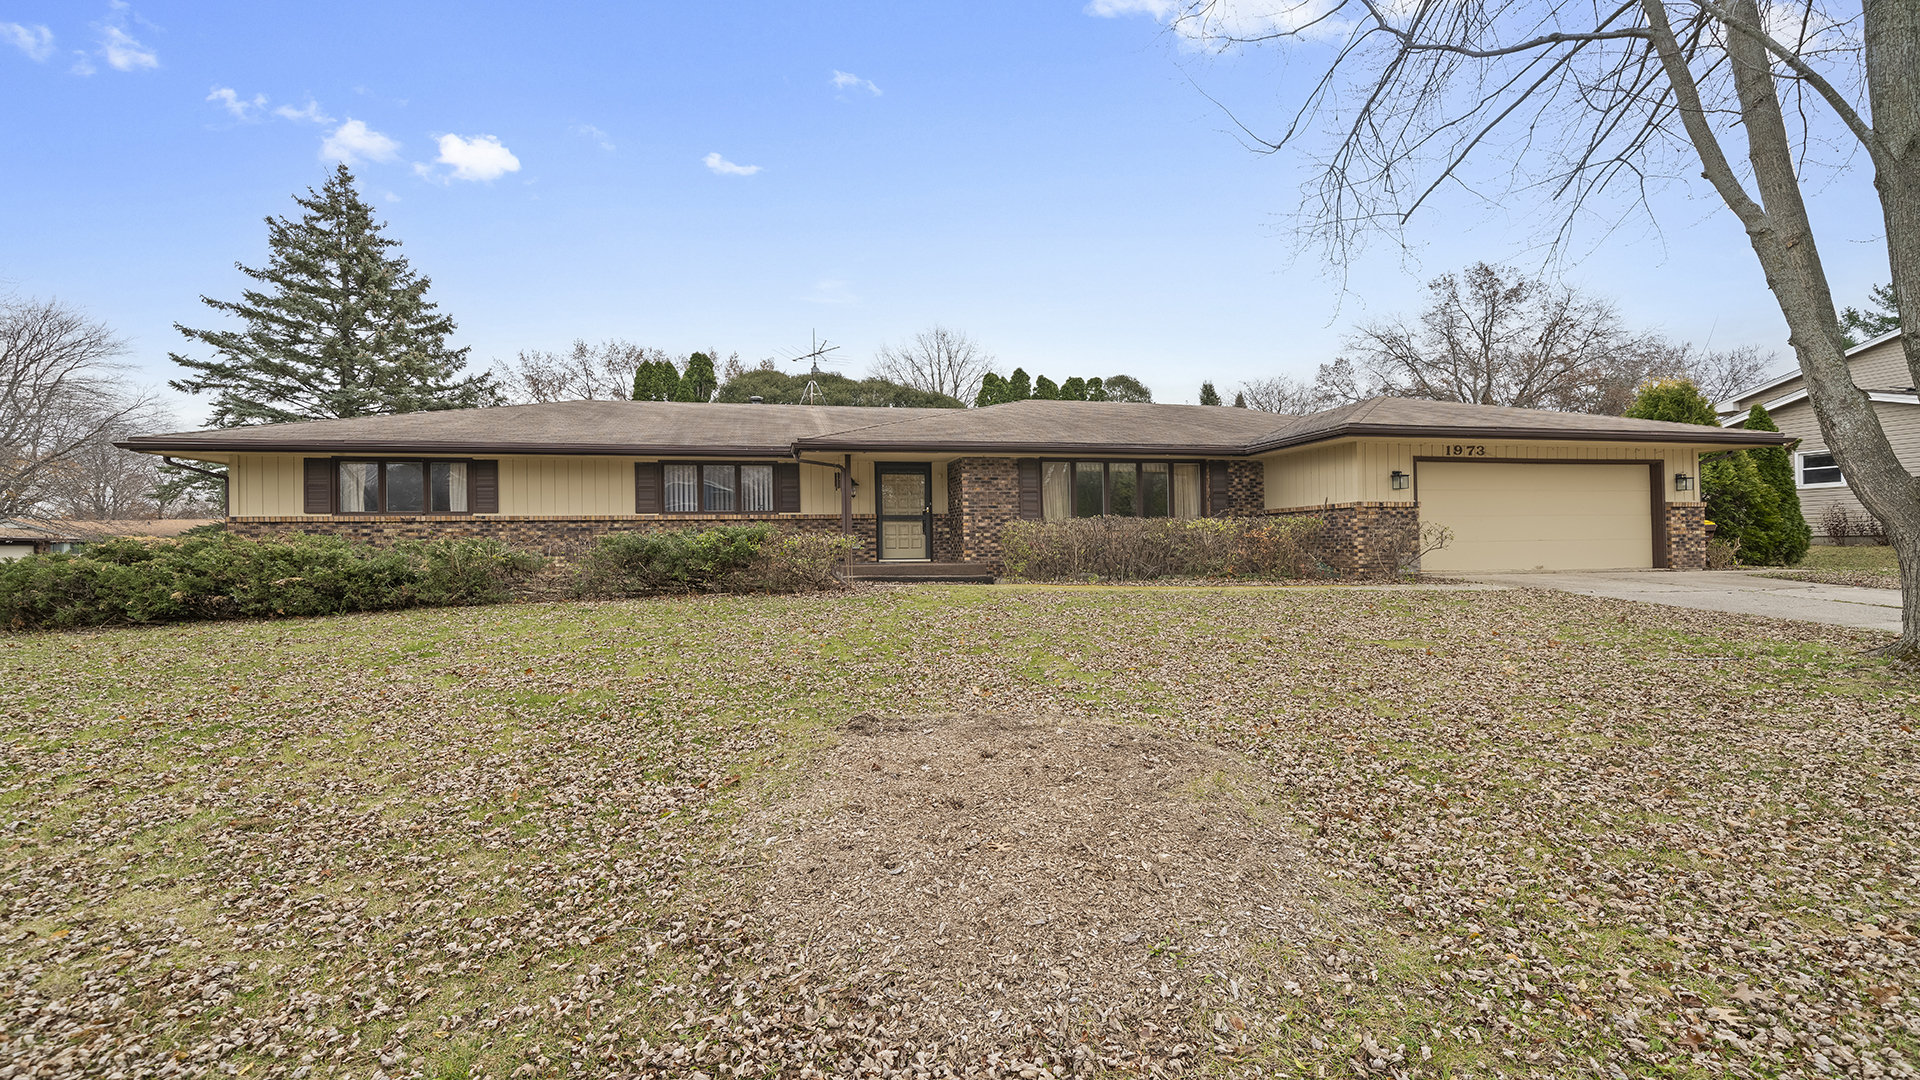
[[878, 470, 929, 560]]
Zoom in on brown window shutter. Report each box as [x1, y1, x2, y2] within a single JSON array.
[[636, 462, 663, 513], [470, 460, 499, 513], [1016, 458, 1042, 520], [303, 458, 332, 514], [775, 463, 801, 513], [1207, 461, 1231, 517]]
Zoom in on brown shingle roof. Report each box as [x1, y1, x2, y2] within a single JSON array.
[[793, 399, 1298, 454], [120, 401, 954, 457], [1246, 397, 1792, 452]]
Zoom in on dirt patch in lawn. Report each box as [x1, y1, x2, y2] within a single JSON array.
[[737, 710, 1363, 1063]]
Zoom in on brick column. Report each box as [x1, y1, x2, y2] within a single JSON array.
[[1663, 503, 1707, 570], [948, 457, 1020, 566]]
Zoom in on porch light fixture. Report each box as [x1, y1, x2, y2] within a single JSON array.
[[1390, 470, 1411, 490], [1674, 472, 1693, 491]]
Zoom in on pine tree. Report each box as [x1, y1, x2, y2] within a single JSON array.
[[975, 373, 1008, 407], [1032, 375, 1060, 400], [675, 353, 718, 402], [1005, 368, 1033, 401], [1233, 391, 1248, 408], [169, 164, 494, 425], [1059, 377, 1087, 401], [1741, 403, 1812, 564], [632, 358, 680, 401], [1839, 283, 1901, 347], [1198, 381, 1222, 406]]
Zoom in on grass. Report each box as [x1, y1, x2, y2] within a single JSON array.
[[2, 585, 1917, 1079], [1796, 544, 1898, 572]]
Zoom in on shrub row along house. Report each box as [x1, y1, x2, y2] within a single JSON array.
[[121, 396, 1786, 574]]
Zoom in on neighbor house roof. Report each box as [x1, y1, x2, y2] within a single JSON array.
[[0, 518, 85, 543], [1718, 327, 1905, 412], [120, 395, 1791, 460], [52, 519, 218, 541]]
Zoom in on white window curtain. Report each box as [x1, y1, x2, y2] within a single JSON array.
[[338, 462, 378, 512], [664, 464, 698, 513], [1172, 464, 1202, 518], [740, 465, 775, 512], [1041, 462, 1071, 521], [431, 462, 468, 512]]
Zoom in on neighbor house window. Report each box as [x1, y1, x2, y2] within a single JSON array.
[[1041, 461, 1202, 520], [336, 460, 473, 513], [1798, 452, 1844, 487]]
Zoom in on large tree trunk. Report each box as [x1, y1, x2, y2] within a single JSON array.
[[1647, 0, 1920, 658]]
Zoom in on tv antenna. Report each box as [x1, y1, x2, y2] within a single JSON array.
[[784, 330, 842, 405]]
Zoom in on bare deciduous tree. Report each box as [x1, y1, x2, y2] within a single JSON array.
[[1154, 0, 1920, 655], [871, 326, 997, 405], [492, 340, 668, 404], [1, 296, 157, 518]]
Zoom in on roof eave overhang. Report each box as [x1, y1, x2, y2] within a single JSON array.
[[116, 439, 799, 457], [1245, 423, 1795, 455], [791, 439, 1255, 455]]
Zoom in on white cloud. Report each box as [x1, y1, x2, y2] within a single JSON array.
[[383, 191, 402, 202], [703, 152, 761, 176], [99, 24, 156, 70], [572, 123, 614, 150], [320, 119, 400, 164], [1085, 0, 1347, 44], [435, 133, 521, 181], [830, 70, 882, 96], [70, 51, 94, 75], [274, 99, 333, 123], [207, 86, 266, 119], [2, 23, 55, 61]]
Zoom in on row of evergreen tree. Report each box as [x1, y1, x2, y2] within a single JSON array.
[[974, 370, 1153, 406], [1624, 379, 1811, 565]]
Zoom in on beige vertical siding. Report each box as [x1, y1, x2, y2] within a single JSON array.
[[1264, 444, 1356, 509], [1768, 398, 1920, 536], [497, 457, 639, 515], [231, 453, 306, 516], [1260, 439, 1704, 508], [1728, 336, 1909, 410]]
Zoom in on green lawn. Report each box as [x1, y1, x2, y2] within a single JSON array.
[[1797, 544, 1898, 572], [3, 586, 1916, 1079]]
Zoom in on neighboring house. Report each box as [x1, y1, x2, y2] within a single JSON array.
[[1718, 328, 1908, 541], [119, 397, 1785, 574], [0, 519, 86, 561]]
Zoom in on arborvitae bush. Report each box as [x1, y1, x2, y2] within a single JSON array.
[[1703, 451, 1794, 564], [1740, 404, 1811, 564]]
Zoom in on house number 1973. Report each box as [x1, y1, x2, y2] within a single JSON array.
[[1443, 444, 1487, 456]]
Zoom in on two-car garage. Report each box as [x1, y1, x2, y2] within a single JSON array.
[[1416, 461, 1657, 573]]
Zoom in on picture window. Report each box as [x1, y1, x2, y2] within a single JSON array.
[[1041, 460, 1202, 520], [336, 460, 474, 514]]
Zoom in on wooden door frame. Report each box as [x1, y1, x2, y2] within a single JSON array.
[[874, 461, 934, 562]]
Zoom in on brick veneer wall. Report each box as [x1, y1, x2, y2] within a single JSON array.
[[226, 514, 886, 560], [1663, 503, 1707, 570], [1268, 501, 1421, 576], [1225, 460, 1265, 516], [948, 457, 1020, 565]]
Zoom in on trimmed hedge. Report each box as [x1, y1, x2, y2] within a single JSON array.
[[0, 533, 543, 631], [1000, 517, 1330, 581], [571, 525, 857, 597]]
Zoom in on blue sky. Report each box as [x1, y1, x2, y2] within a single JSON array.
[[0, 0, 1893, 422]]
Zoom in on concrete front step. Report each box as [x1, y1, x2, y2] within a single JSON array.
[[849, 561, 997, 583]]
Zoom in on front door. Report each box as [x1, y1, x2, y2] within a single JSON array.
[[876, 463, 933, 561]]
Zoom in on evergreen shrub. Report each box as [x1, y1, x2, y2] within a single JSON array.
[[571, 526, 854, 597]]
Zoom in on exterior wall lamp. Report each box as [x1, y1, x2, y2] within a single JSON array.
[[1390, 470, 1411, 491], [1674, 472, 1693, 491]]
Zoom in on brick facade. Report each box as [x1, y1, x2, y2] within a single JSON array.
[[226, 514, 879, 560], [1267, 501, 1422, 576], [947, 457, 1021, 564], [1224, 459, 1265, 516], [1663, 502, 1708, 570]]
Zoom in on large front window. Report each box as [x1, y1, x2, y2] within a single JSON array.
[[662, 463, 778, 513], [337, 460, 468, 513], [1042, 461, 1202, 520]]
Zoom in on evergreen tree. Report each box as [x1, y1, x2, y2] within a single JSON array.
[[1840, 283, 1901, 347], [1233, 391, 1248, 408], [1085, 376, 1107, 401], [676, 352, 718, 402], [1622, 378, 1719, 425], [975, 373, 1008, 407], [1059, 376, 1088, 401], [1742, 403, 1812, 564], [1005, 368, 1032, 401], [1032, 375, 1059, 399], [632, 359, 680, 401], [1102, 374, 1153, 402], [170, 164, 495, 424], [1198, 381, 1222, 406]]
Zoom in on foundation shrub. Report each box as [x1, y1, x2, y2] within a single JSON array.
[[1000, 517, 1329, 581], [572, 525, 854, 596], [0, 533, 542, 631]]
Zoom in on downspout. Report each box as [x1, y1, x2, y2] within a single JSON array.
[[163, 457, 230, 517]]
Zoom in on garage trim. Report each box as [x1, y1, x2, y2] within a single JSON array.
[[1412, 457, 1668, 570]]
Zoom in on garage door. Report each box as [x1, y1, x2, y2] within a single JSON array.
[[1418, 461, 1653, 572]]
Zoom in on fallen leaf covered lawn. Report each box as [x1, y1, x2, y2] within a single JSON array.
[[2, 584, 1917, 1079]]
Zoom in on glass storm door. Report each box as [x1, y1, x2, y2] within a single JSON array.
[[876, 463, 933, 561]]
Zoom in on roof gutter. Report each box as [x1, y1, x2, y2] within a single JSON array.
[[119, 439, 800, 457], [1245, 422, 1795, 455]]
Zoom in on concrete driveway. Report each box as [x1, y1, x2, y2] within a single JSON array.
[[1458, 569, 1901, 632]]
